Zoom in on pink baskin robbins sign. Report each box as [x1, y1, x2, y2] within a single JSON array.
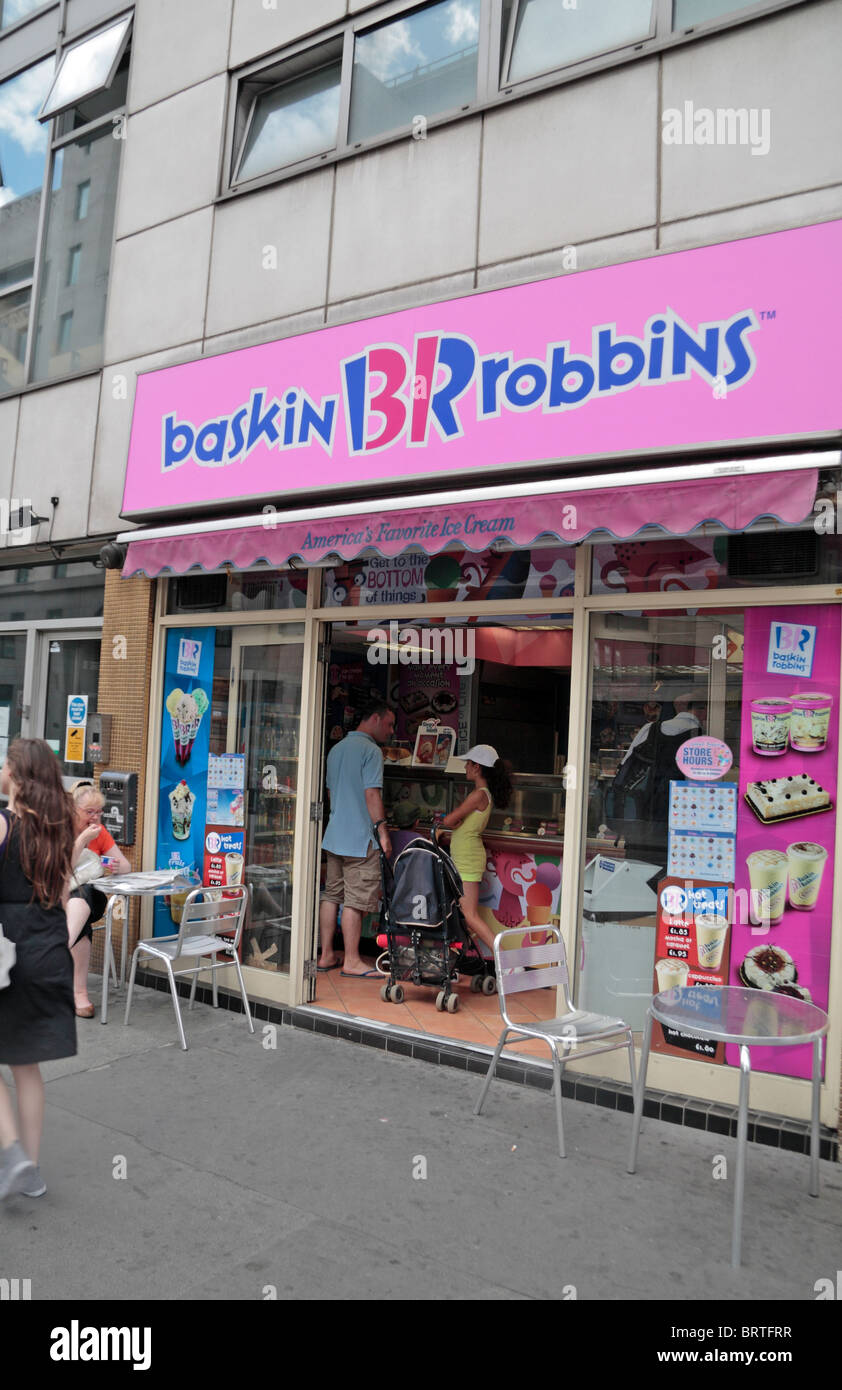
[[122, 220, 842, 519]]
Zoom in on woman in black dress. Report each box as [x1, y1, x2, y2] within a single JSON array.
[[0, 739, 88, 1200]]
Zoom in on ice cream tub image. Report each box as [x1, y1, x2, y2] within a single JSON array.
[[788, 692, 833, 753], [786, 840, 828, 909], [750, 698, 791, 756]]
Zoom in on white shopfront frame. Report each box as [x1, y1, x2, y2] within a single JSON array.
[[142, 557, 842, 1129]]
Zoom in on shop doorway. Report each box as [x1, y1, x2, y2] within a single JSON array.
[[311, 608, 573, 1048], [227, 625, 305, 979]]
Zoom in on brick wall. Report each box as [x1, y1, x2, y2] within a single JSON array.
[[91, 570, 156, 973]]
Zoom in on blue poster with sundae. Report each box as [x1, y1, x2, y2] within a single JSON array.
[[154, 628, 215, 935]]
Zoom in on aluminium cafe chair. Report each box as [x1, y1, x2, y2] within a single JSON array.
[[123, 886, 254, 1051], [474, 926, 636, 1158]]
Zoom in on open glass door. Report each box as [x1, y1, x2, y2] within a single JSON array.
[[228, 625, 305, 984]]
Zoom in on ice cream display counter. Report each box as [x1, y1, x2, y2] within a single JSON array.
[[382, 768, 567, 937]]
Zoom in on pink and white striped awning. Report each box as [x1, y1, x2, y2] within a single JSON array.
[[120, 458, 825, 579]]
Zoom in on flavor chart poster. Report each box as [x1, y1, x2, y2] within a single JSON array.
[[730, 606, 840, 1077], [154, 629, 215, 936]]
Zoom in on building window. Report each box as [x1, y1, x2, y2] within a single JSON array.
[[348, 0, 481, 143], [66, 244, 81, 287], [0, 0, 46, 31], [673, 0, 768, 26], [74, 180, 91, 220], [229, 0, 807, 188], [0, 15, 131, 396], [236, 43, 343, 182], [56, 310, 72, 353], [506, 0, 653, 84]]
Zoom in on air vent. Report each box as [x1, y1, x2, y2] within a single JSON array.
[[172, 573, 228, 610], [726, 532, 819, 581]]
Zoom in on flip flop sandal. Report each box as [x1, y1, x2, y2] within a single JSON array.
[[316, 962, 342, 972]]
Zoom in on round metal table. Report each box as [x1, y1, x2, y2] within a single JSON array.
[[92, 871, 198, 1025], [627, 985, 828, 1268]]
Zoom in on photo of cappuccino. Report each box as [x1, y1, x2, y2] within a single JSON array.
[[695, 913, 730, 971], [655, 958, 689, 993], [786, 841, 827, 910]]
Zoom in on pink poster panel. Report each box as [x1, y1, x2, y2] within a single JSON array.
[[729, 606, 840, 1078]]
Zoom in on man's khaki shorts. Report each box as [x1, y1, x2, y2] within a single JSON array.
[[323, 844, 381, 914]]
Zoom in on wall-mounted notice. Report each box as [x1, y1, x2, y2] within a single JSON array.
[[65, 694, 88, 764]]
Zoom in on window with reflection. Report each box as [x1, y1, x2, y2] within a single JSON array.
[[673, 0, 764, 27], [0, 0, 47, 31], [507, 0, 653, 84], [349, 0, 481, 143]]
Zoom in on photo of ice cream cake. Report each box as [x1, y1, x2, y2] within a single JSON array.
[[739, 944, 797, 991], [744, 773, 831, 823]]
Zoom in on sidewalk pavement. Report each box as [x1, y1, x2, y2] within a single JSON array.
[[2, 978, 840, 1302]]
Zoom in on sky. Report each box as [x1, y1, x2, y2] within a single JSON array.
[[355, 0, 480, 83], [0, 58, 52, 206]]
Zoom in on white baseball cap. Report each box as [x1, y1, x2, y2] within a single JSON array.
[[460, 744, 499, 768]]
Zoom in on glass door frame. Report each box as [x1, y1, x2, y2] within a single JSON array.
[[228, 624, 307, 996], [144, 575, 325, 1011], [31, 624, 103, 767]]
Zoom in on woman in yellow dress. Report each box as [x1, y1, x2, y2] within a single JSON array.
[[439, 744, 511, 954]]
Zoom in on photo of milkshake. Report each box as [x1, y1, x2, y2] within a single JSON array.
[[655, 958, 689, 992], [169, 780, 195, 840], [695, 913, 730, 971], [746, 849, 788, 924], [750, 697, 791, 756], [225, 851, 244, 886], [786, 840, 828, 910], [788, 692, 833, 753]]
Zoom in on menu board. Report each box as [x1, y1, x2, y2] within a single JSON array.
[[668, 780, 737, 882], [729, 606, 839, 1079], [651, 877, 733, 1063]]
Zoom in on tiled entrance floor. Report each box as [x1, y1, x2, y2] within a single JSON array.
[[313, 967, 556, 1056]]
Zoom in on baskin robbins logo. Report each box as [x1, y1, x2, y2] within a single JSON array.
[[160, 308, 759, 471]]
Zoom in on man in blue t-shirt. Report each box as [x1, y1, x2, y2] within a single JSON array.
[[318, 699, 395, 978]]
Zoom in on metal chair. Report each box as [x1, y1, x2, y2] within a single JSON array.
[[123, 886, 254, 1050], [474, 926, 636, 1157]]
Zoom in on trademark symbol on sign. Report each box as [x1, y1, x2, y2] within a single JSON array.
[[759, 309, 776, 320]]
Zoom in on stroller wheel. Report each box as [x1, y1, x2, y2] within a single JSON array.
[[390, 983, 405, 1004], [481, 976, 497, 996], [469, 975, 483, 994], [435, 990, 446, 1012], [380, 984, 390, 1002], [445, 992, 459, 1014]]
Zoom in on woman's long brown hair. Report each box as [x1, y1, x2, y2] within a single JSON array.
[[5, 739, 75, 908]]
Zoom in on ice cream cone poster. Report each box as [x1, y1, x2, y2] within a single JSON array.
[[155, 628, 216, 936], [477, 851, 562, 940]]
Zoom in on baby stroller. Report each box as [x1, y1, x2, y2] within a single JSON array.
[[376, 826, 496, 1013]]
